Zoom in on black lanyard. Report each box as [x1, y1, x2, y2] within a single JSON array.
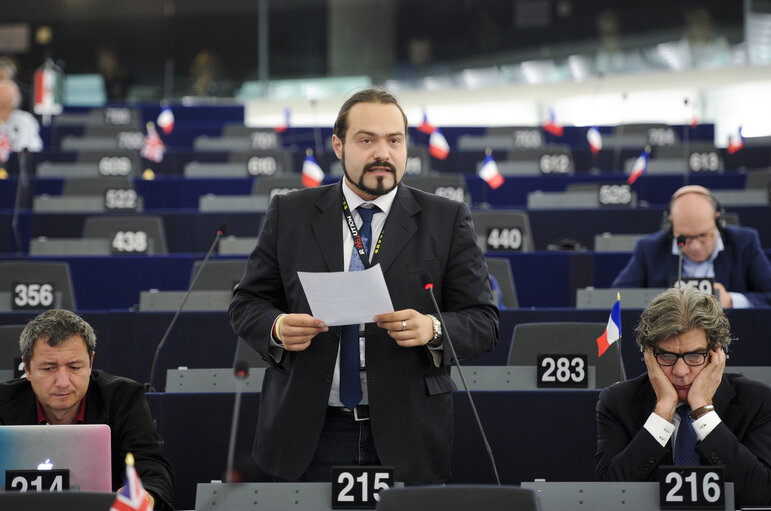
[[342, 196, 384, 270]]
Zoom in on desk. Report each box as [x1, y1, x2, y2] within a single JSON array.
[[147, 389, 600, 510]]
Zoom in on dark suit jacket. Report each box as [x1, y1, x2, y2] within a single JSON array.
[[611, 226, 771, 307], [596, 373, 771, 506], [0, 370, 175, 510], [229, 181, 499, 484]]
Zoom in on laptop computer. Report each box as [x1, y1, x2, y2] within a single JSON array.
[[0, 424, 112, 492]]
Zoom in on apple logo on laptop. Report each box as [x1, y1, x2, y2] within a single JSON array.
[[37, 459, 54, 470]]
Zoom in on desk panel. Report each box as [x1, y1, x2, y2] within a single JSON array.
[[147, 389, 600, 510]]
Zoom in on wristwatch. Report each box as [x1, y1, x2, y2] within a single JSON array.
[[690, 404, 715, 420], [426, 314, 442, 348]]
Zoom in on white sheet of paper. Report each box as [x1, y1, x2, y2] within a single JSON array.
[[297, 263, 394, 326]]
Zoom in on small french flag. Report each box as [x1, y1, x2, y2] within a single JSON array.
[[542, 109, 564, 137], [587, 126, 602, 154], [627, 146, 650, 185], [156, 105, 175, 135], [478, 150, 504, 189], [597, 293, 621, 357], [302, 149, 324, 188], [417, 109, 436, 135], [727, 126, 744, 154], [428, 129, 450, 160], [275, 107, 290, 133]]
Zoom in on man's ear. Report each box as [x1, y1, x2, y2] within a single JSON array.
[[22, 357, 30, 378], [89, 352, 95, 368], [332, 134, 343, 160]]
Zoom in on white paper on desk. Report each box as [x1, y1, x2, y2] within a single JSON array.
[[297, 263, 394, 326]]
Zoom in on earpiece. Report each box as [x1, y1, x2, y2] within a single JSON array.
[[661, 185, 726, 235]]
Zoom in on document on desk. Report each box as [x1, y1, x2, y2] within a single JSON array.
[[298, 263, 394, 326]]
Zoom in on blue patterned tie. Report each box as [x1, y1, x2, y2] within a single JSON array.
[[340, 205, 379, 410], [674, 405, 700, 465]]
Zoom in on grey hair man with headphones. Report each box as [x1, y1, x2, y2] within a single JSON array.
[[612, 185, 771, 308]]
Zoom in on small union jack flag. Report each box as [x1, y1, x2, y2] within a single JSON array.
[[111, 453, 153, 511], [140, 122, 165, 163]]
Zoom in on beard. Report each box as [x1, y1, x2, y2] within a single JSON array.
[[341, 148, 400, 198]]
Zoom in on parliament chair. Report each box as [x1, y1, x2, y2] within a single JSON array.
[[0, 261, 77, 311], [0, 325, 24, 382], [82, 215, 168, 254], [62, 176, 134, 196], [189, 259, 247, 291], [376, 485, 542, 511], [485, 256, 519, 308], [471, 210, 534, 252], [507, 322, 626, 388]]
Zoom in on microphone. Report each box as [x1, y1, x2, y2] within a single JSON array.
[[422, 277, 501, 486], [145, 223, 228, 392], [225, 360, 249, 483], [676, 234, 687, 286]]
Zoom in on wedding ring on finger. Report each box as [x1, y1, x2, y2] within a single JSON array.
[[401, 320, 407, 331]]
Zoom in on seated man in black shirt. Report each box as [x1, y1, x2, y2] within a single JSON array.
[[0, 309, 175, 509]]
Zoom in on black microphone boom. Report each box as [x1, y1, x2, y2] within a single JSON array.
[[226, 360, 249, 483], [145, 223, 228, 392], [676, 234, 687, 286], [422, 279, 501, 486]]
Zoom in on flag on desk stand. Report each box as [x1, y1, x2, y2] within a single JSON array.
[[0, 127, 11, 163], [428, 128, 450, 160], [111, 453, 153, 511], [275, 107, 290, 133], [597, 293, 621, 357], [627, 145, 650, 185], [302, 149, 324, 188], [479, 149, 504, 189], [140, 122, 165, 163], [542, 109, 564, 137], [156, 104, 175, 135], [727, 126, 744, 154], [417, 109, 436, 135], [587, 126, 602, 154]]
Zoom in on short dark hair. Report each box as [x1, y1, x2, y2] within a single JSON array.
[[333, 88, 408, 141], [635, 286, 731, 352], [20, 309, 96, 362]]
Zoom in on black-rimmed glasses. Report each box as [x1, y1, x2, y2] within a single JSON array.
[[653, 350, 709, 366]]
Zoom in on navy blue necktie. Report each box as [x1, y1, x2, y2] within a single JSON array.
[[340, 205, 378, 410], [674, 405, 700, 465]]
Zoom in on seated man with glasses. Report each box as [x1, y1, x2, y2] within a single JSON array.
[[612, 185, 771, 308], [595, 286, 771, 507]]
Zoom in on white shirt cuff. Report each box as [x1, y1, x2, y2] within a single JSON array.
[[693, 410, 721, 441], [729, 292, 751, 309], [645, 412, 676, 448]]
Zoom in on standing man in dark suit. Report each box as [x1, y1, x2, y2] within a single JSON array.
[[596, 287, 771, 507], [612, 185, 771, 307], [229, 88, 499, 484]]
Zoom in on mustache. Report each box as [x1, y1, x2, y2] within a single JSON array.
[[364, 160, 396, 174]]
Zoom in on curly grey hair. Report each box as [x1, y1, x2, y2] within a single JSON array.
[[635, 286, 731, 352]]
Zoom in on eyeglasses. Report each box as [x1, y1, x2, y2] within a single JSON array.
[[677, 231, 715, 245], [653, 350, 709, 366]]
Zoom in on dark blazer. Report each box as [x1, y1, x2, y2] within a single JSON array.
[[612, 226, 771, 307], [229, 181, 499, 484], [596, 373, 771, 507], [0, 370, 175, 510]]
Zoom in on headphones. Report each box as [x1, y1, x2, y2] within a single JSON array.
[[660, 185, 726, 235]]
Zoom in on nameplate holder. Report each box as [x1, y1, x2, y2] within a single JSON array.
[[537, 354, 588, 388], [331, 465, 394, 509]]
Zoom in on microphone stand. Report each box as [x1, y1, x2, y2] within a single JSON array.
[[145, 224, 226, 392], [424, 283, 501, 486], [676, 235, 686, 287]]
